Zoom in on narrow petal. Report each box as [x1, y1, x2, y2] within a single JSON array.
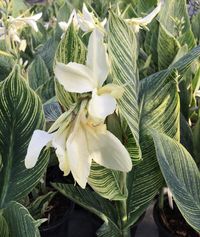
[[25, 20, 39, 32], [67, 123, 92, 188], [82, 3, 95, 25], [25, 130, 53, 169], [88, 89, 116, 120], [52, 128, 70, 176], [86, 28, 109, 87], [59, 21, 69, 32], [59, 9, 78, 32], [86, 127, 132, 172], [54, 62, 94, 93], [126, 0, 162, 26]]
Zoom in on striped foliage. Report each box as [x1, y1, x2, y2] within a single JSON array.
[[126, 45, 200, 226], [0, 65, 49, 208], [3, 201, 41, 237], [55, 24, 86, 110], [88, 162, 126, 200], [108, 12, 141, 163], [159, 0, 195, 49], [126, 69, 180, 226], [158, 24, 180, 70], [0, 214, 9, 237], [152, 131, 200, 232]]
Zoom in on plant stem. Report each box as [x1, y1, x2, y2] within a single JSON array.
[[158, 188, 165, 209], [117, 173, 131, 237]]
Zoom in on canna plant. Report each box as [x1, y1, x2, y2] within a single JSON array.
[[0, 0, 199, 236], [24, 1, 200, 236]]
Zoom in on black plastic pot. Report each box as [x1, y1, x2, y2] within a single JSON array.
[[153, 199, 200, 237], [153, 200, 172, 237], [66, 205, 103, 237], [39, 195, 74, 237], [130, 212, 145, 237]]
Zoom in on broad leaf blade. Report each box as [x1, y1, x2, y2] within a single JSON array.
[[108, 12, 141, 163], [158, 24, 180, 70], [0, 66, 49, 208], [0, 214, 9, 237], [3, 201, 41, 237], [88, 162, 126, 201], [159, 0, 195, 49], [152, 131, 200, 232], [127, 69, 180, 226], [28, 55, 50, 91]]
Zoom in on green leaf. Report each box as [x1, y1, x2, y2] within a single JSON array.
[[159, 0, 195, 49], [0, 66, 49, 208], [11, 0, 28, 17], [55, 24, 86, 109], [97, 222, 121, 237], [0, 43, 15, 82], [88, 162, 126, 201], [0, 214, 9, 237], [158, 24, 180, 70], [28, 191, 56, 219], [52, 183, 118, 229], [28, 55, 50, 91], [192, 118, 200, 165], [108, 12, 141, 163], [169, 45, 200, 75], [191, 12, 200, 44], [3, 201, 41, 237], [37, 37, 60, 73], [43, 99, 62, 122], [36, 78, 55, 103], [126, 69, 180, 226], [152, 131, 200, 232]]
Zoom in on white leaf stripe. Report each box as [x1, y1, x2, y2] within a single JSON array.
[[108, 12, 141, 163], [88, 162, 126, 201], [0, 66, 49, 207], [3, 201, 40, 237]]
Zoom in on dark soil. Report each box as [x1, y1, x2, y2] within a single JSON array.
[[160, 201, 200, 237]]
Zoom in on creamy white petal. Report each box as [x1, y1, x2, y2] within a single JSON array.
[[52, 128, 70, 176], [25, 130, 54, 169], [59, 9, 78, 32], [25, 19, 39, 32], [86, 127, 132, 172], [86, 28, 109, 87], [11, 13, 42, 32], [67, 121, 92, 188], [88, 90, 116, 120], [54, 62, 94, 93], [82, 3, 95, 26], [59, 21, 69, 32], [126, 1, 162, 26]]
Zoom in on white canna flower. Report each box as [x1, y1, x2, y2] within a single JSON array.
[[54, 28, 122, 121], [25, 103, 132, 188], [125, 0, 163, 32], [59, 9, 79, 32], [77, 3, 107, 32], [8, 12, 42, 32]]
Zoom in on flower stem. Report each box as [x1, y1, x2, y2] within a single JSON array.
[[116, 173, 131, 237]]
